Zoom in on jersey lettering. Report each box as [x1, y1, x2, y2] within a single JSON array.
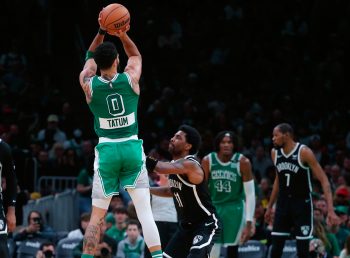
[[169, 178, 182, 190], [99, 113, 135, 129], [276, 162, 300, 173], [211, 170, 237, 181]]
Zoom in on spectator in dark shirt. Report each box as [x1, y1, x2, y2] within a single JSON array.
[[13, 210, 56, 243]]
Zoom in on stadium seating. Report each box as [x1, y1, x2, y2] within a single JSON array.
[[16, 238, 48, 258], [55, 237, 81, 258]]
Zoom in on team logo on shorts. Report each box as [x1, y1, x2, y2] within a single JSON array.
[[193, 235, 203, 244], [0, 219, 4, 230], [301, 225, 310, 235]]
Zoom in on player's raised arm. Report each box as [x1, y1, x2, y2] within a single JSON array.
[[112, 27, 142, 95], [79, 12, 107, 102]]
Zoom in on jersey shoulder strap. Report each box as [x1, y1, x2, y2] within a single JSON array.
[[185, 155, 200, 166], [231, 152, 241, 163]]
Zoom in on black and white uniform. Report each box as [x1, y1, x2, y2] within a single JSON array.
[[163, 156, 220, 258], [0, 139, 17, 258], [272, 143, 313, 240]]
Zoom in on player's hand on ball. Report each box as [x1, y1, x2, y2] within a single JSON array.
[[112, 25, 130, 38], [98, 9, 107, 31]]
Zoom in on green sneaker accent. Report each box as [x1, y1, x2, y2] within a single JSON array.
[[151, 250, 163, 258], [81, 254, 94, 258]]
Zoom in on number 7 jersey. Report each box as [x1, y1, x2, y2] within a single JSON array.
[[208, 152, 244, 205], [273, 143, 312, 198]]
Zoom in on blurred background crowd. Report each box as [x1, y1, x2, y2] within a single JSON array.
[[0, 0, 350, 257]]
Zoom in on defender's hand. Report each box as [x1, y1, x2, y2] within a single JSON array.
[[146, 156, 158, 173]]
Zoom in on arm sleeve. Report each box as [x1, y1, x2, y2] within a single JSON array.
[[0, 140, 17, 207], [243, 179, 256, 222]]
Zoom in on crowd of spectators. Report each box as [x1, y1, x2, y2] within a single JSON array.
[[1, 0, 350, 257]]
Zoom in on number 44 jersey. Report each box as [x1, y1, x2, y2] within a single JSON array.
[[208, 152, 244, 205]]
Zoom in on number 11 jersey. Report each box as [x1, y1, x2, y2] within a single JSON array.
[[168, 156, 216, 224]]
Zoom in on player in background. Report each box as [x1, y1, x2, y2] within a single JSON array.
[[201, 131, 255, 258], [265, 123, 339, 258]]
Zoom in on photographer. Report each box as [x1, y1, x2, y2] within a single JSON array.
[[36, 242, 55, 258], [13, 210, 56, 242]]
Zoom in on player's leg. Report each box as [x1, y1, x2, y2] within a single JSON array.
[[210, 244, 221, 258], [0, 234, 10, 258], [81, 143, 116, 257], [293, 197, 313, 258], [82, 173, 112, 257], [226, 246, 238, 258], [188, 214, 220, 258], [128, 188, 162, 257], [164, 225, 191, 258], [121, 140, 162, 257], [82, 205, 108, 257], [270, 235, 287, 258], [211, 202, 243, 258], [296, 239, 310, 258], [270, 199, 292, 258]]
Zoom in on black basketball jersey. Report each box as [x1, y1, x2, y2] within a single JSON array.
[[274, 143, 312, 198], [168, 155, 216, 224]]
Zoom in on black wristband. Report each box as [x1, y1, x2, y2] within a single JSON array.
[[98, 28, 106, 35], [146, 156, 158, 173]]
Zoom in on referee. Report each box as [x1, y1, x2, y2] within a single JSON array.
[[0, 138, 17, 257]]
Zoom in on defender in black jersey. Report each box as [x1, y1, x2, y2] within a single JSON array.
[[265, 123, 339, 258], [0, 139, 17, 258], [147, 125, 220, 258]]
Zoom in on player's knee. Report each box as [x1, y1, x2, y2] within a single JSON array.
[[128, 188, 150, 204], [92, 197, 111, 210]]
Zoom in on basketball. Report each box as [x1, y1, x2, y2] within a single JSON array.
[[100, 3, 130, 34]]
